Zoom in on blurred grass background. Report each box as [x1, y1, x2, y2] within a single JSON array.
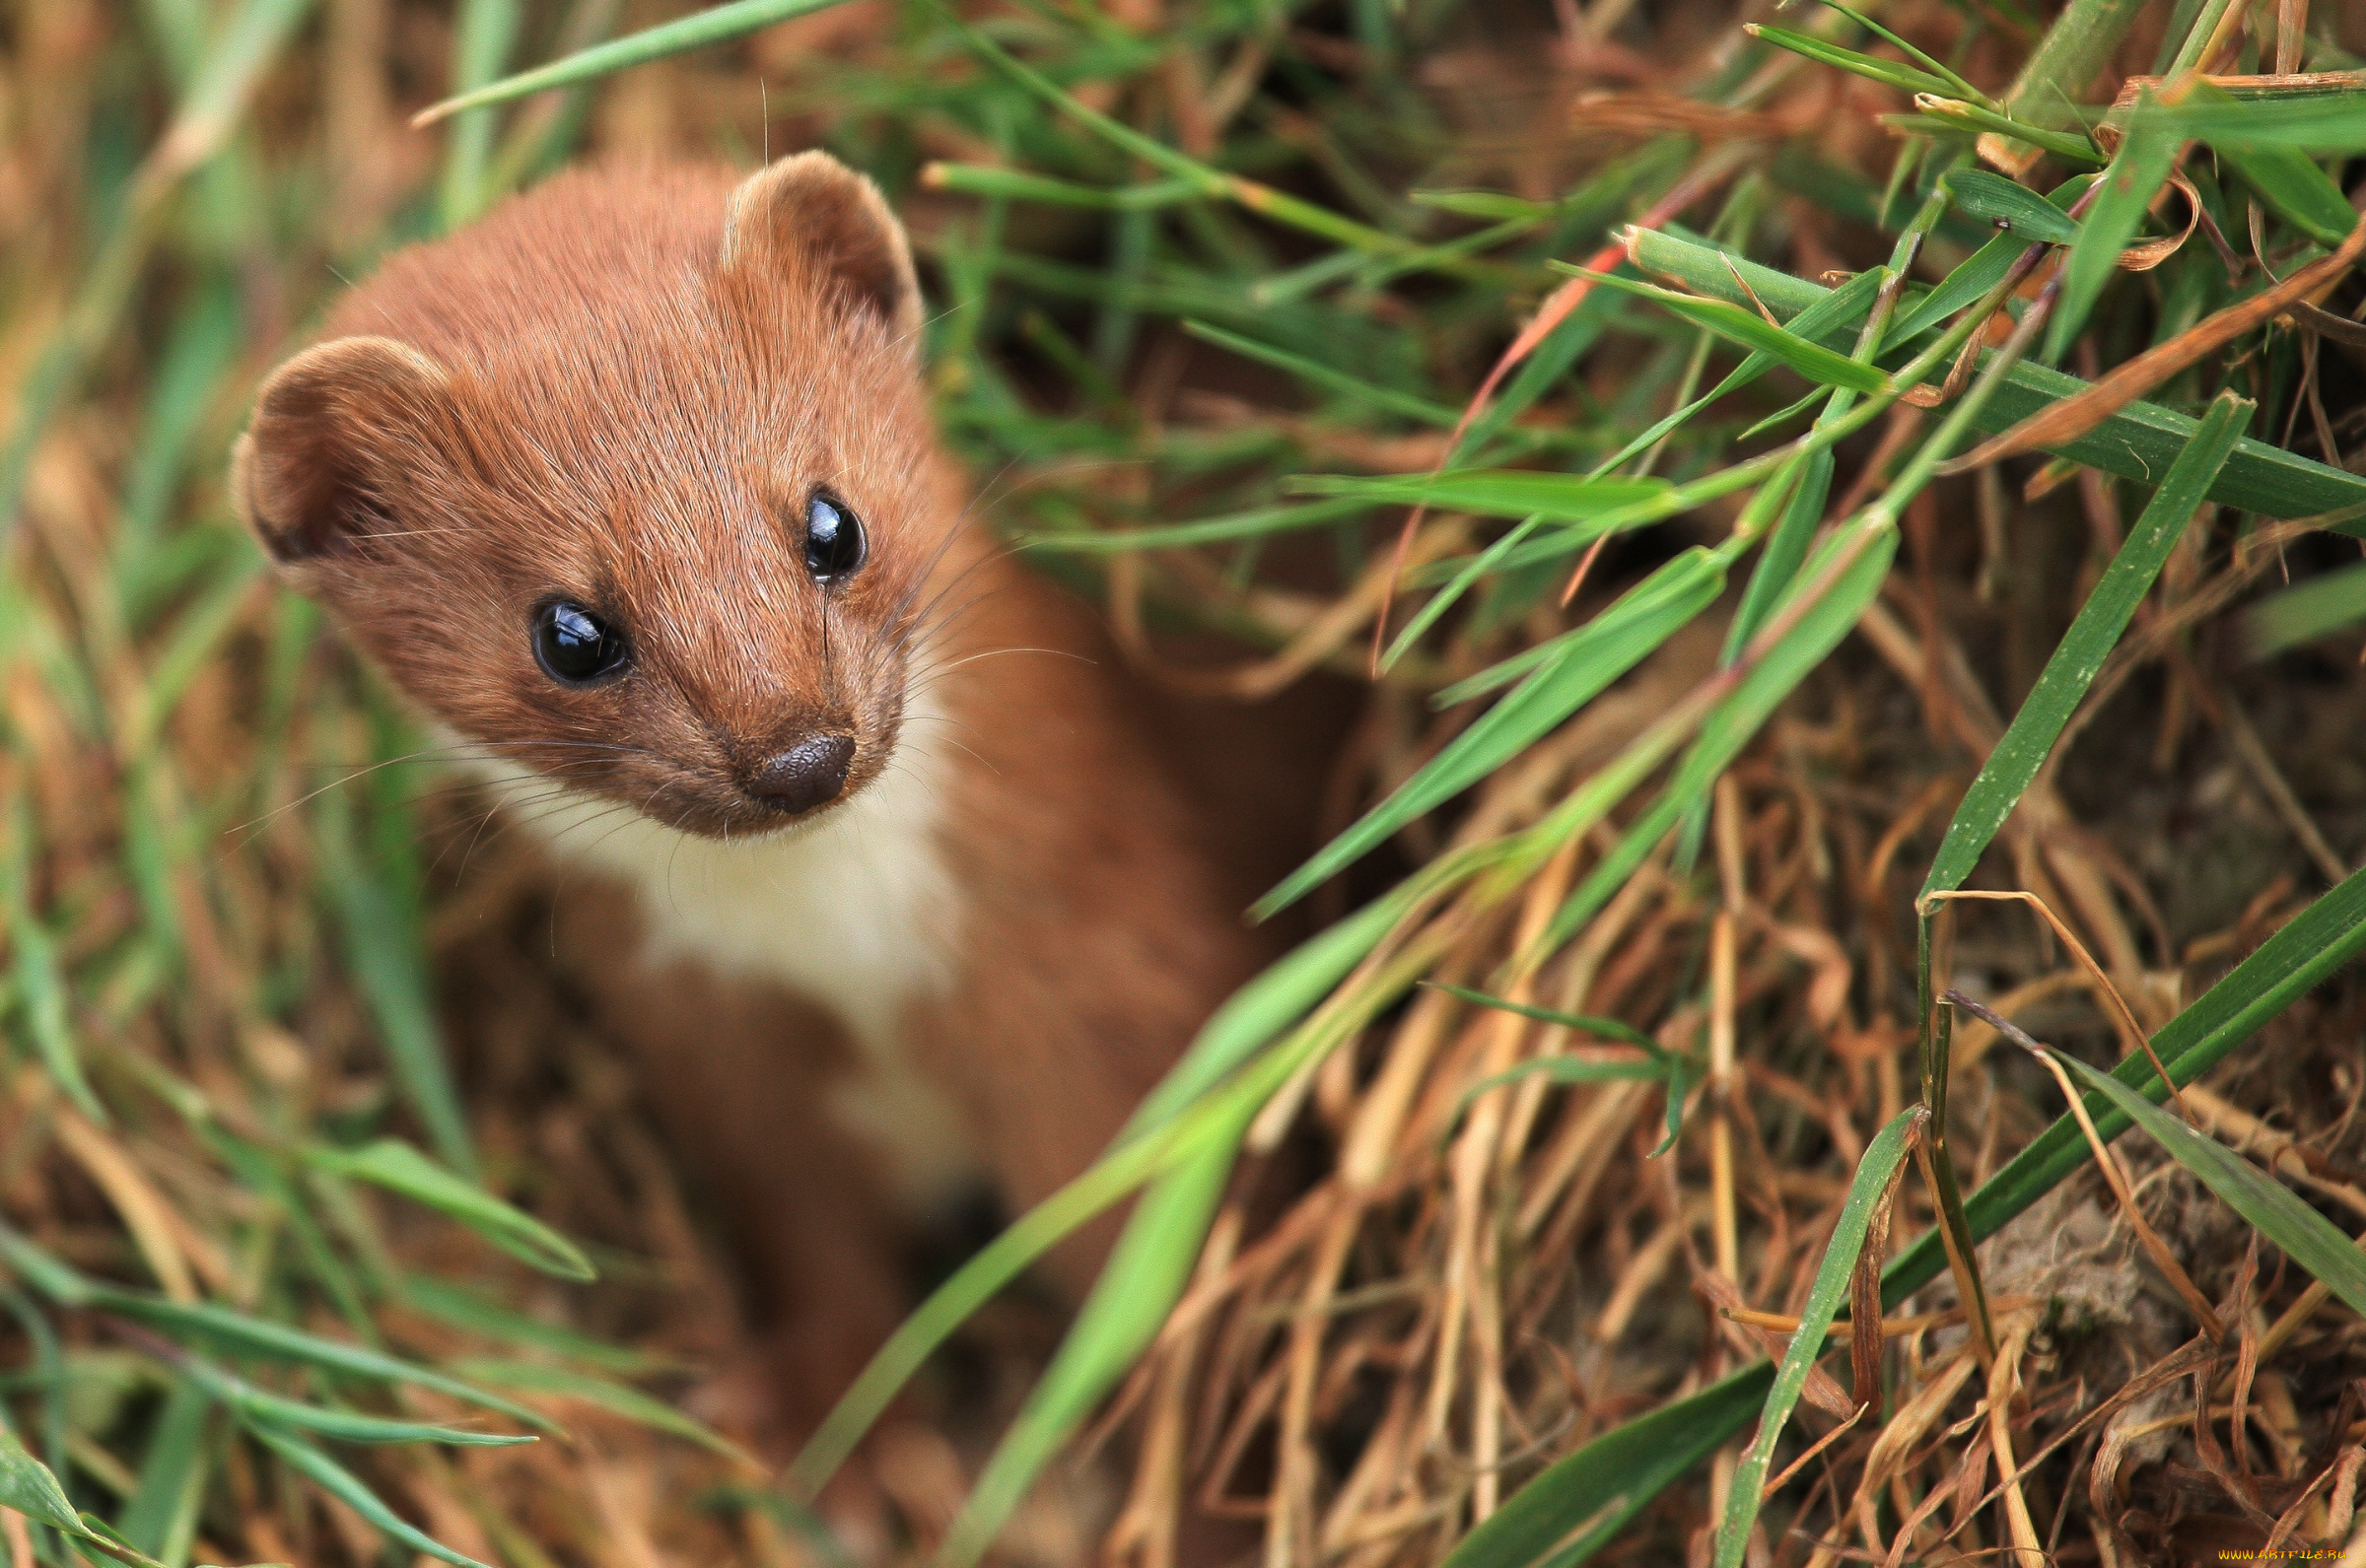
[[12, 0, 2366, 1565]]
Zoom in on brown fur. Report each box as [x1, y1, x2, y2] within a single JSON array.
[[239, 155, 1314, 1427]]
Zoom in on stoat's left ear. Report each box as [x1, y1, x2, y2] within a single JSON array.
[[722, 151, 922, 349], [234, 336, 453, 566]]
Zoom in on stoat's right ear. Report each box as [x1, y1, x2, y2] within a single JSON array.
[[234, 336, 451, 565], [721, 151, 923, 349]]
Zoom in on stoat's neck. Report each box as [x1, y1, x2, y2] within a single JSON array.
[[450, 686, 974, 1199]]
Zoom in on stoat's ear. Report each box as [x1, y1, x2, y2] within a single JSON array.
[[234, 337, 451, 565], [722, 151, 922, 348]]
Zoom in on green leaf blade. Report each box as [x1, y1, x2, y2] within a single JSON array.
[[1713, 1108, 1921, 1568], [1943, 169, 2082, 244], [1287, 470, 1668, 523], [247, 1423, 493, 1568], [1441, 1366, 1773, 1568], [2053, 1053, 2366, 1318], [2046, 114, 2177, 363], [1921, 390, 2251, 899], [1547, 267, 1889, 393], [1745, 24, 1956, 100], [307, 1139, 594, 1282], [2246, 560, 2366, 657], [1257, 548, 1724, 918], [939, 1141, 1241, 1567], [416, 0, 858, 123]]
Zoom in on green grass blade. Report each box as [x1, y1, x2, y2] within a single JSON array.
[[2246, 559, 2366, 656], [2053, 1052, 2366, 1317], [1999, 0, 2147, 133], [1422, 984, 1666, 1056], [314, 793, 476, 1178], [938, 1139, 1239, 1567], [1547, 267, 1889, 394], [1447, 1057, 1674, 1150], [2214, 144, 2360, 249], [1629, 228, 2366, 528], [437, 0, 522, 230], [1589, 268, 1889, 477], [1887, 177, 2096, 342], [1459, 267, 1636, 458], [1380, 516, 1549, 673], [784, 1056, 1271, 1495], [116, 279, 242, 554], [0, 0, 312, 541], [169, 0, 317, 155], [0, 1243, 564, 1429], [794, 885, 1438, 1532], [415, 0, 857, 123], [1713, 1108, 1921, 1568], [1257, 548, 1725, 919], [451, 1361, 749, 1464], [2180, 87, 2362, 247], [940, 14, 1483, 276], [1743, 22, 1957, 99], [247, 1423, 491, 1568], [1127, 894, 1411, 1134], [1287, 471, 1667, 523], [1440, 1365, 1773, 1568], [129, 552, 267, 750], [924, 164, 1201, 212], [2129, 82, 2366, 151], [2048, 112, 2176, 363], [120, 1377, 210, 1559], [1021, 499, 1373, 554], [1550, 523, 1899, 946], [1428, 625, 1595, 707], [1889, 235, 2024, 341], [1942, 169, 2081, 243], [0, 1419, 105, 1540], [1795, 0, 1991, 104], [1185, 321, 1460, 426], [304, 1140, 592, 1281], [1411, 190, 1570, 221], [1921, 390, 2249, 899], [1724, 450, 1831, 659], [4, 795, 107, 1122], [111, 1299, 551, 1428], [394, 1277, 679, 1376], [1914, 96, 2104, 164], [0, 1420, 174, 1566], [173, 1355, 533, 1449]]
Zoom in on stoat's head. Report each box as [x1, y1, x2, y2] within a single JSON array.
[[236, 153, 945, 839]]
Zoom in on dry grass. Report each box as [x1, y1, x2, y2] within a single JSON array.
[[9, 1, 2366, 1566]]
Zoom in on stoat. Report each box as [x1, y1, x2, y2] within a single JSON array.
[[236, 153, 1321, 1422]]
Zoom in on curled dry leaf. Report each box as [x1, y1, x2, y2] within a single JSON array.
[[2115, 171, 2201, 272]]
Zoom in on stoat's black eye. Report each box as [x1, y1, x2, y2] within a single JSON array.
[[803, 491, 867, 582], [532, 600, 629, 686]]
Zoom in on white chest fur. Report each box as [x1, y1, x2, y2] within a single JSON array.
[[454, 701, 975, 1200]]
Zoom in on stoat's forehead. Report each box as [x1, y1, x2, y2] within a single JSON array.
[[444, 281, 939, 712]]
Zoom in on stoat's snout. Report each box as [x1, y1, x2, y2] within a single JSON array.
[[747, 733, 857, 815], [232, 153, 948, 846]]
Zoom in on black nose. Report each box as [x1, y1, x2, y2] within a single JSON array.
[[748, 734, 855, 814]]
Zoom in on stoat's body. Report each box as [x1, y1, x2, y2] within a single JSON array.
[[237, 156, 1306, 1421]]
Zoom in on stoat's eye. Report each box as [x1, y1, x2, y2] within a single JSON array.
[[532, 600, 629, 686], [802, 491, 867, 582]]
